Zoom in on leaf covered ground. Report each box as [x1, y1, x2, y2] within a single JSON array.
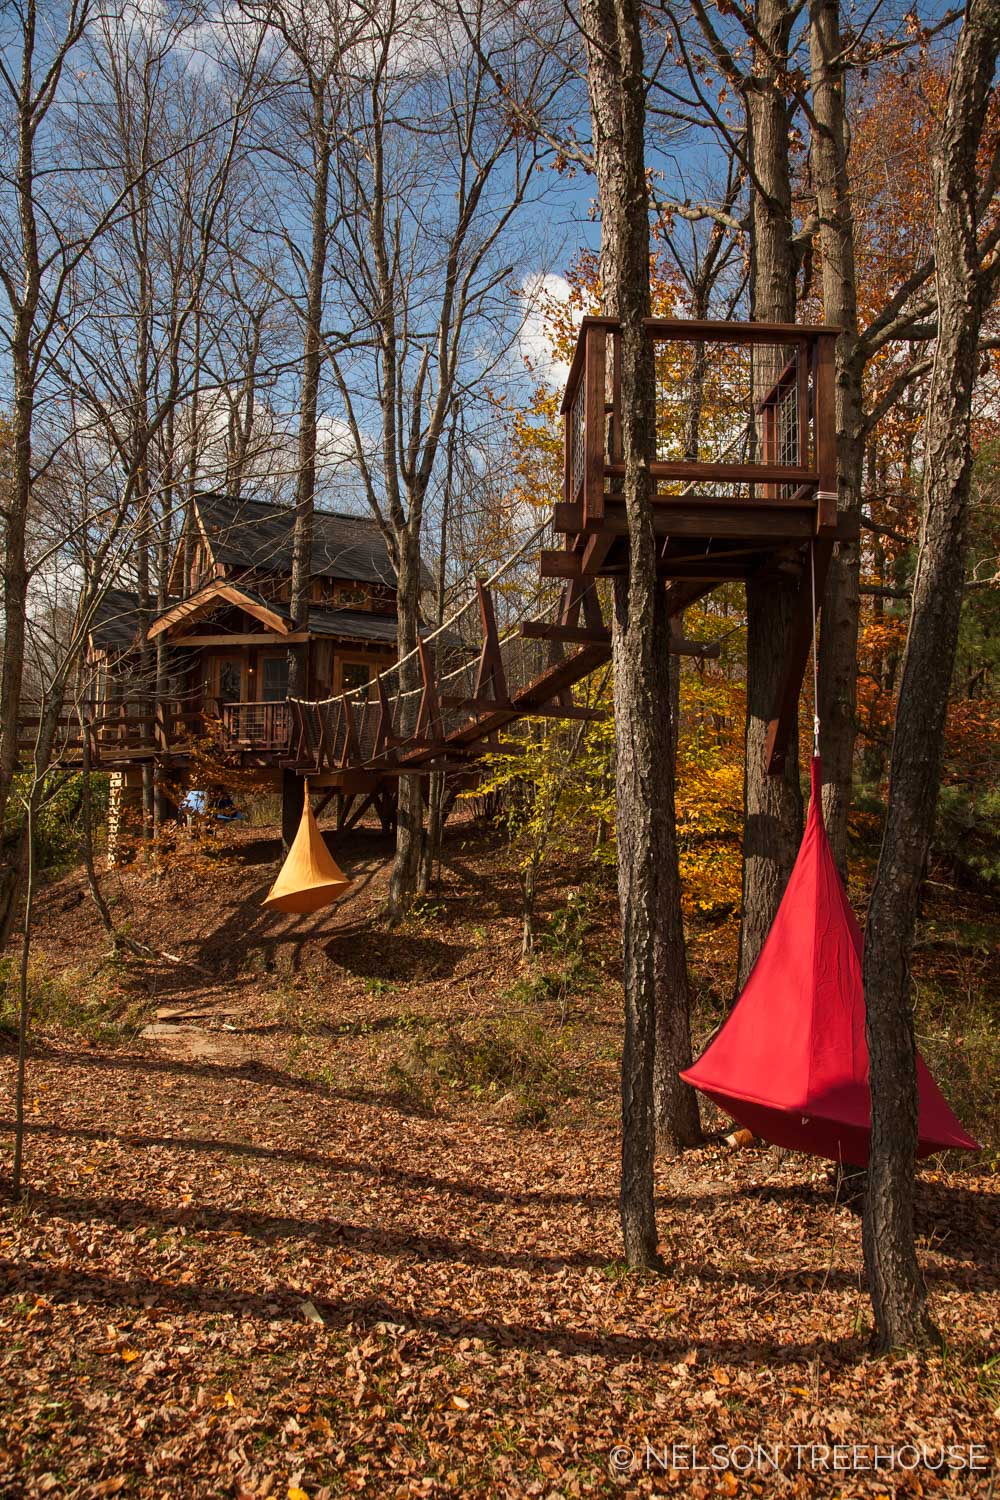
[[1, 821, 997, 1498]]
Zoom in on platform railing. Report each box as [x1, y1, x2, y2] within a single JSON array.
[[560, 316, 839, 534], [219, 700, 290, 751]]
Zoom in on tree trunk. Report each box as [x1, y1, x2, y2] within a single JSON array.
[[737, 0, 803, 987], [809, 0, 865, 879], [9, 789, 36, 1201], [387, 529, 425, 921], [288, 89, 331, 703], [581, 0, 699, 1269], [862, 0, 1000, 1353], [419, 773, 445, 896]]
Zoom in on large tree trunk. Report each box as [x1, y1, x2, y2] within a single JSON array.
[[862, 0, 1000, 1352], [809, 0, 865, 879], [581, 0, 699, 1270], [387, 528, 425, 921], [288, 88, 331, 701], [737, 0, 803, 987], [283, 91, 331, 850]]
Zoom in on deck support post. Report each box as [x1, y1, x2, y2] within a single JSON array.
[[764, 540, 834, 775]]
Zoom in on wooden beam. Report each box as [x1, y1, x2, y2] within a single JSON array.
[[553, 501, 585, 533], [148, 581, 290, 639], [521, 618, 721, 659], [602, 500, 818, 542], [641, 316, 839, 344], [540, 549, 582, 580], [170, 631, 310, 647], [765, 540, 834, 775], [581, 528, 617, 576], [619, 459, 820, 485], [415, 639, 444, 743], [527, 704, 608, 721], [583, 324, 606, 528], [521, 622, 611, 645]]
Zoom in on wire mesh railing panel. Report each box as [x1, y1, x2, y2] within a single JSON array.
[[570, 379, 585, 505], [646, 337, 810, 503]]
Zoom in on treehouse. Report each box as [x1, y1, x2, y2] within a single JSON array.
[[83, 494, 430, 768]]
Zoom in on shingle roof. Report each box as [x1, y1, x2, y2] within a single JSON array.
[[307, 607, 402, 643], [195, 493, 430, 589], [89, 588, 142, 653]]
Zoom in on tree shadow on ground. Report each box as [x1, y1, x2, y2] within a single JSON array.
[[0, 1253, 884, 1367], [321, 924, 467, 981], [0, 1117, 617, 1208], [9, 1043, 437, 1117]]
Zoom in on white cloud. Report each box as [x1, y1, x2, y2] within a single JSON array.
[[518, 273, 576, 388]]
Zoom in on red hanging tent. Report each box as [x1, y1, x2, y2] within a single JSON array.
[[681, 758, 979, 1167]]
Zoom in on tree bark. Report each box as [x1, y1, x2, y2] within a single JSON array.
[[387, 530, 425, 921], [581, 0, 699, 1270], [809, 0, 865, 879], [737, 0, 804, 987], [288, 84, 331, 707], [862, 0, 1000, 1353]]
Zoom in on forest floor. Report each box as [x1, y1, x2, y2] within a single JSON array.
[[0, 816, 997, 1499]]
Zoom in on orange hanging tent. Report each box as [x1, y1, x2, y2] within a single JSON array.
[[262, 782, 352, 914]]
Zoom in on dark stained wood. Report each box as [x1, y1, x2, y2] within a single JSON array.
[[540, 549, 583, 579], [415, 639, 445, 744], [554, 502, 584, 532], [612, 459, 818, 484], [583, 324, 607, 527], [521, 621, 611, 644], [472, 581, 511, 706], [814, 332, 839, 533], [764, 539, 834, 774], [601, 501, 819, 541], [581, 528, 616, 575]]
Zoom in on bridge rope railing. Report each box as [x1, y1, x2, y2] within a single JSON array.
[[287, 510, 608, 777]]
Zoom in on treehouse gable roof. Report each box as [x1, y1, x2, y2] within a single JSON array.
[[175, 492, 427, 592], [88, 588, 143, 656], [147, 580, 410, 647]]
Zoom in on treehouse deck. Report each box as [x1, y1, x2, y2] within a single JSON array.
[[26, 318, 852, 804]]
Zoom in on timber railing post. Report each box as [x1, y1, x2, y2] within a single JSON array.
[[371, 672, 399, 767], [814, 331, 839, 533], [583, 322, 606, 530], [341, 695, 362, 767], [415, 639, 444, 745], [472, 580, 511, 708]]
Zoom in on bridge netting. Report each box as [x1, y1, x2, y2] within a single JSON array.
[[289, 513, 606, 775]]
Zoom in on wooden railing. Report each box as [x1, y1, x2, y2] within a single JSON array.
[[220, 700, 290, 751], [559, 317, 839, 537], [17, 696, 291, 766]]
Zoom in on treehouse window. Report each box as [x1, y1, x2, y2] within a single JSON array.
[[214, 656, 244, 705], [261, 655, 289, 702], [333, 582, 370, 609]]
